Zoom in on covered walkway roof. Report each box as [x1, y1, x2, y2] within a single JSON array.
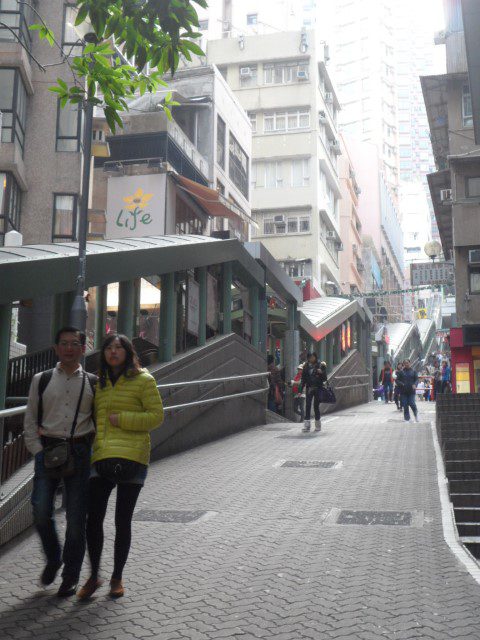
[[299, 296, 372, 341], [386, 322, 420, 360], [0, 235, 264, 304]]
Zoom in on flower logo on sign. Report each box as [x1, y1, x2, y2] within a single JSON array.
[[123, 188, 153, 211], [116, 187, 154, 232]]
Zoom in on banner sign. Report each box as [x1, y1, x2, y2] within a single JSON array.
[[187, 276, 200, 337], [106, 174, 166, 239], [410, 261, 454, 286]]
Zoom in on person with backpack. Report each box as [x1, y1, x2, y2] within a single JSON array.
[[396, 359, 420, 422], [379, 361, 393, 404], [77, 334, 163, 600], [24, 327, 97, 597], [299, 353, 327, 433]]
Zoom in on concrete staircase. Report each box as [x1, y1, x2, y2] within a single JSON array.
[[437, 393, 480, 558]]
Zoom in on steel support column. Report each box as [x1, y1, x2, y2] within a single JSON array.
[[94, 285, 108, 349], [158, 273, 175, 362], [197, 267, 207, 347], [249, 285, 260, 349], [117, 280, 135, 338], [222, 262, 232, 334]]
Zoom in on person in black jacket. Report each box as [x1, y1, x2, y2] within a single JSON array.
[[299, 352, 327, 433], [396, 359, 419, 422]]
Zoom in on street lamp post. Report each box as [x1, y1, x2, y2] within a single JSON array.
[[70, 98, 94, 332]]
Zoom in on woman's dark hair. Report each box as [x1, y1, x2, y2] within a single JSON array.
[[307, 352, 318, 362], [99, 334, 142, 388], [267, 354, 274, 366]]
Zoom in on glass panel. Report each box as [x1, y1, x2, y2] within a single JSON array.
[[292, 160, 302, 187], [274, 66, 283, 84], [264, 219, 274, 234], [58, 101, 79, 138], [275, 114, 286, 130], [0, 68, 14, 109], [0, 173, 6, 215], [300, 217, 310, 232], [54, 194, 75, 237], [264, 114, 274, 132], [470, 270, 480, 293], [217, 115, 226, 168], [299, 112, 310, 127], [265, 162, 276, 188], [467, 177, 480, 198], [264, 66, 274, 84], [287, 217, 298, 233], [287, 113, 298, 129], [15, 75, 27, 130]]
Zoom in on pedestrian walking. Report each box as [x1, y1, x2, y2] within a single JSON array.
[[379, 361, 393, 403], [393, 363, 403, 410], [24, 327, 97, 597], [77, 334, 164, 600], [299, 353, 327, 433], [396, 359, 419, 422], [433, 367, 442, 398], [267, 354, 284, 414], [441, 361, 452, 393], [292, 364, 305, 422]]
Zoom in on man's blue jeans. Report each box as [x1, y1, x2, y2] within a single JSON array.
[[383, 382, 393, 403], [401, 393, 418, 421], [31, 442, 91, 581]]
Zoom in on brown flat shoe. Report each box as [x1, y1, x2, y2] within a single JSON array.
[[77, 577, 103, 600], [109, 578, 124, 598]]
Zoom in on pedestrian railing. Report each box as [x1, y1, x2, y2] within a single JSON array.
[[1, 372, 269, 483]]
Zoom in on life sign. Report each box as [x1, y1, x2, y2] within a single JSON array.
[[106, 174, 166, 239]]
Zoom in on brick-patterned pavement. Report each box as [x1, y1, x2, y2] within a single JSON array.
[[1, 402, 480, 639]]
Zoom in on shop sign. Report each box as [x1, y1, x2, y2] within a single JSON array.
[[410, 261, 454, 286]]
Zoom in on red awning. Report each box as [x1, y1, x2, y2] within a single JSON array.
[[173, 174, 257, 227]]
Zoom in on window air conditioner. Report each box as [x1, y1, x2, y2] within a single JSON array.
[[440, 188, 452, 202], [325, 92, 333, 103], [329, 140, 341, 154], [326, 230, 335, 239], [274, 214, 285, 223], [469, 249, 480, 264], [297, 69, 309, 80], [352, 243, 358, 253], [318, 110, 327, 124], [240, 67, 253, 77]]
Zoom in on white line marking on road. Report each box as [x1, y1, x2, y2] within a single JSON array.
[[430, 420, 480, 584]]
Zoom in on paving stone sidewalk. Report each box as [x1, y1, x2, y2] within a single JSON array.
[[1, 402, 480, 639]]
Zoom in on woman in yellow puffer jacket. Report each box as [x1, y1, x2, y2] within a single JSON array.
[[78, 334, 163, 600]]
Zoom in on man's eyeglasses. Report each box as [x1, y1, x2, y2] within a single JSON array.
[[58, 341, 82, 348]]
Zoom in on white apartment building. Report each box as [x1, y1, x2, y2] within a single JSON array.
[[203, 29, 343, 296]]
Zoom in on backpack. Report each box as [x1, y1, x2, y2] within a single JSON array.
[[37, 368, 97, 427]]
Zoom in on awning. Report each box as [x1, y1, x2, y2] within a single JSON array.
[[172, 174, 258, 228]]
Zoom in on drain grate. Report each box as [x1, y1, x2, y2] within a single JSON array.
[[133, 509, 207, 523], [282, 460, 337, 469], [337, 510, 413, 526]]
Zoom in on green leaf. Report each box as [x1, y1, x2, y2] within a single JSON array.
[[74, 5, 89, 27]]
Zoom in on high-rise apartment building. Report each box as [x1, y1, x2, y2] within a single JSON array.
[[0, 1, 83, 247], [204, 29, 343, 296]]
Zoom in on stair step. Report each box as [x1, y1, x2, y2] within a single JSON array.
[[454, 507, 480, 523], [457, 523, 480, 536], [450, 480, 480, 493], [446, 471, 480, 479], [445, 450, 480, 461], [446, 461, 480, 473], [450, 493, 480, 507]]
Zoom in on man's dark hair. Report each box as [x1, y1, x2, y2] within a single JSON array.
[[267, 354, 274, 366], [55, 326, 86, 346]]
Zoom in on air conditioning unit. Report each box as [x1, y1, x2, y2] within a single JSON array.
[[325, 92, 333, 103], [434, 30, 446, 45], [240, 67, 253, 77], [352, 243, 358, 253], [318, 110, 327, 124], [469, 249, 480, 264], [326, 230, 336, 239], [297, 69, 309, 80], [329, 140, 341, 154], [440, 188, 452, 202], [274, 214, 285, 223], [336, 241, 344, 251]]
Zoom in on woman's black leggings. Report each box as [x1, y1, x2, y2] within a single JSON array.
[[86, 477, 142, 581], [305, 388, 321, 421]]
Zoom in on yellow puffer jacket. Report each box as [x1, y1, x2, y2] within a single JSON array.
[[92, 370, 164, 466]]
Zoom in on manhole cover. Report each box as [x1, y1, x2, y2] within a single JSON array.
[[337, 510, 413, 526], [133, 510, 207, 523], [282, 461, 337, 468]]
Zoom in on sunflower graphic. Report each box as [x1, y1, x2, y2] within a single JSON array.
[[123, 187, 153, 211]]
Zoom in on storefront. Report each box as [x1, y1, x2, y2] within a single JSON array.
[[450, 327, 480, 393]]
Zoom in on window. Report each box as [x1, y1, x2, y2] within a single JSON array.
[[239, 65, 257, 87], [56, 100, 81, 151], [229, 133, 249, 198], [62, 4, 83, 56], [462, 84, 473, 127], [264, 109, 310, 133], [199, 19, 209, 30], [466, 177, 480, 198], [264, 61, 309, 85], [292, 158, 310, 187], [259, 212, 310, 235], [470, 266, 480, 294], [247, 111, 257, 133], [0, 172, 21, 242], [0, 68, 27, 152], [216, 179, 225, 196], [247, 13, 258, 25], [216, 116, 226, 169], [53, 194, 78, 241], [0, 0, 33, 50]]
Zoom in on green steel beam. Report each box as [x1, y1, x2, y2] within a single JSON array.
[[158, 273, 175, 362], [117, 280, 135, 338], [222, 262, 232, 334], [197, 267, 207, 347], [94, 285, 108, 349]]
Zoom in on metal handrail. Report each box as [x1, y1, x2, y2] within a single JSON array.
[[0, 373, 269, 419]]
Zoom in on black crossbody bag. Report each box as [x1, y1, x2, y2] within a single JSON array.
[[42, 372, 86, 479]]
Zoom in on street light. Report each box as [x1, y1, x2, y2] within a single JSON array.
[[69, 29, 99, 332]]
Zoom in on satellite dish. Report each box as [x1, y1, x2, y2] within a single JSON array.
[[424, 241, 442, 260]]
